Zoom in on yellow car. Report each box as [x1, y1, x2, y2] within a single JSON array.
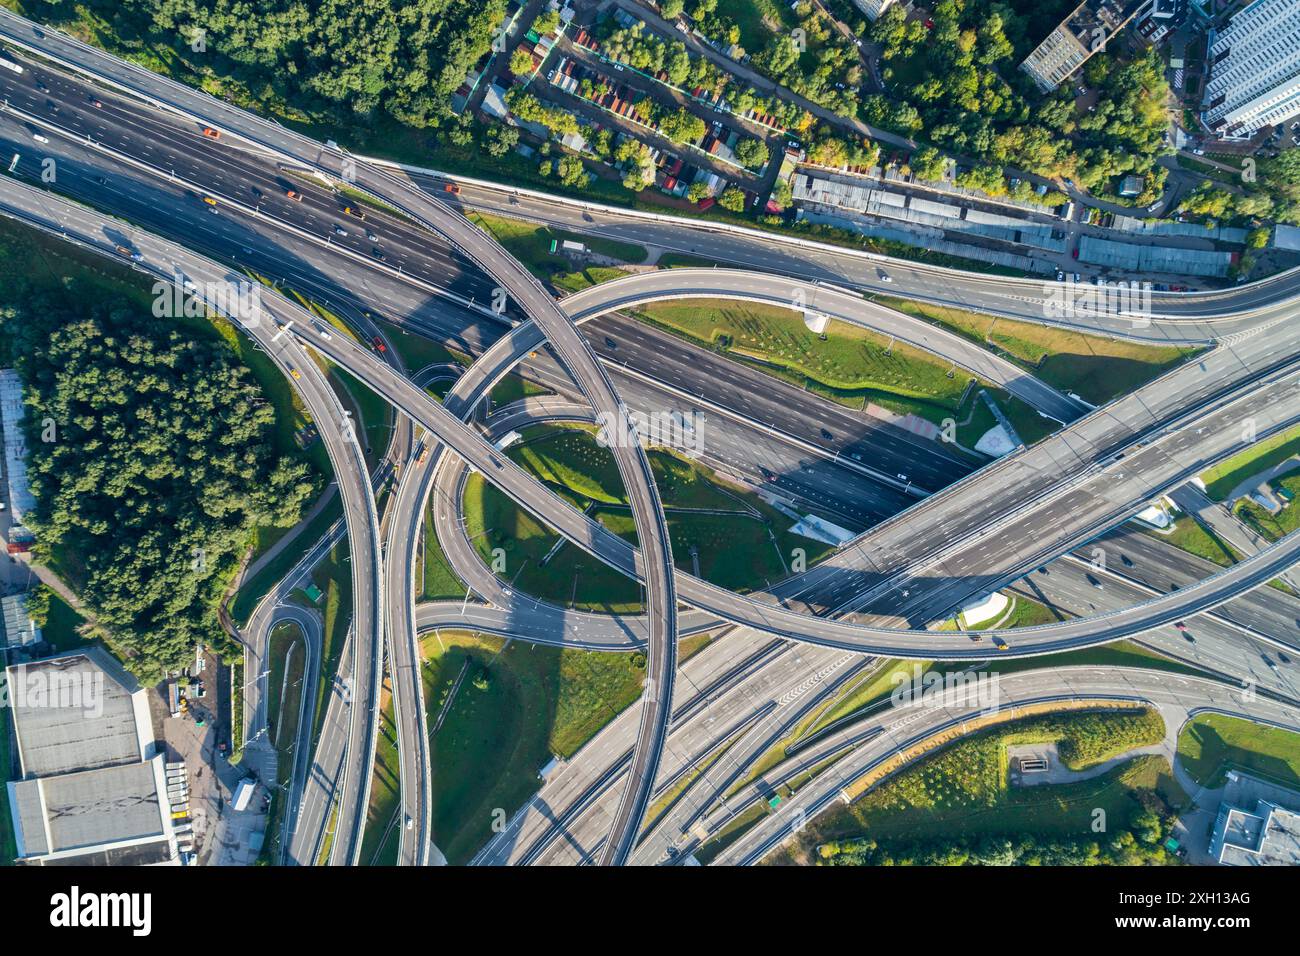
[[289, 367, 301, 380], [202, 196, 217, 206]]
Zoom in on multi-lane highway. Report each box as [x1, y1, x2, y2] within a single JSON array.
[[5, 5, 1300, 866]]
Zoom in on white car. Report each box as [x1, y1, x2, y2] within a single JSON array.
[[32, 133, 48, 143]]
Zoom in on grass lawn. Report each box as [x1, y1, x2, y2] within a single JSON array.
[[327, 366, 394, 474], [376, 319, 463, 373], [880, 296, 1197, 405], [718, 0, 796, 53], [421, 629, 645, 862], [802, 709, 1177, 846], [360, 676, 403, 866], [39, 593, 90, 652], [989, 639, 1206, 679], [490, 372, 551, 408], [467, 212, 648, 281], [259, 621, 307, 863], [462, 424, 831, 610], [630, 298, 1054, 447], [1201, 423, 1300, 500], [302, 536, 354, 748], [551, 266, 635, 294], [1176, 713, 1300, 789], [639, 299, 974, 406], [230, 497, 344, 625], [1143, 516, 1241, 567], [1232, 467, 1300, 542], [422, 497, 468, 602]]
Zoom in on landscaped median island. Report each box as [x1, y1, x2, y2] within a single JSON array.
[[467, 211, 649, 281], [763, 707, 1184, 867], [258, 622, 309, 864], [360, 675, 403, 867], [1199, 422, 1300, 543], [877, 296, 1201, 406], [418, 629, 648, 864], [462, 423, 834, 611], [629, 297, 1055, 448]]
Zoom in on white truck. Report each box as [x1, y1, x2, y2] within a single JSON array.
[[231, 778, 256, 812]]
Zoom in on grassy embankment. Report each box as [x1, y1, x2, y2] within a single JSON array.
[[463, 423, 833, 612]]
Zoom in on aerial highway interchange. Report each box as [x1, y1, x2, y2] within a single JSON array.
[[2, 6, 1300, 870]]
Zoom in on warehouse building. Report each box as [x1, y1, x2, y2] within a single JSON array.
[[5, 648, 182, 865]]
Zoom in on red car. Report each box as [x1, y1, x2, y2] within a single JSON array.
[[1071, 247, 1080, 259], [372, 335, 387, 353]]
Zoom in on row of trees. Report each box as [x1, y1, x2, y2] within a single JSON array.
[[869, 0, 1172, 202], [0, 283, 318, 680], [818, 817, 1176, 866], [1178, 152, 1300, 226], [94, 0, 505, 132]]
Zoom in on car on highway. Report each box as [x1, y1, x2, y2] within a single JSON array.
[[89, 96, 102, 108], [365, 229, 377, 241], [333, 225, 348, 237], [992, 636, 1009, 651], [878, 270, 892, 283], [1086, 574, 1104, 589], [201, 126, 221, 139], [405, 815, 413, 830], [371, 247, 384, 260], [202, 196, 217, 206], [288, 366, 301, 379], [444, 182, 461, 195], [313, 322, 332, 340], [32, 132, 48, 143], [371, 335, 387, 353], [759, 466, 777, 482], [1120, 554, 1133, 567], [343, 205, 365, 220], [820, 428, 833, 440], [285, 188, 303, 201]]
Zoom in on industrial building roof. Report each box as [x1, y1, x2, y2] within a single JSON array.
[[7, 648, 151, 777], [8, 757, 173, 861]]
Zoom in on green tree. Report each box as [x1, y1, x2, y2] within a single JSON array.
[[718, 186, 747, 212]]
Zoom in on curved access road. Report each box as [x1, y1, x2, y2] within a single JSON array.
[[0, 176, 386, 864], [563, 270, 1088, 422], [0, 10, 680, 864], [5, 174, 1300, 667], [708, 666, 1300, 866]]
